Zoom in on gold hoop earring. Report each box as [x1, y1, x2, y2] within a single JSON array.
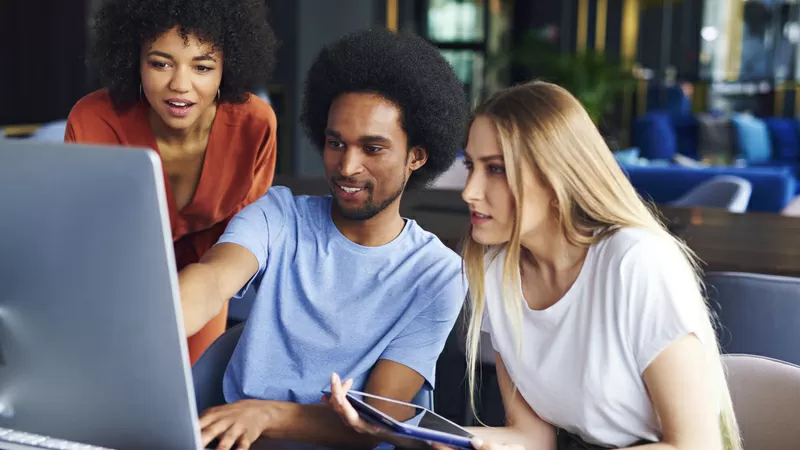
[[139, 84, 143, 102], [217, 89, 220, 102]]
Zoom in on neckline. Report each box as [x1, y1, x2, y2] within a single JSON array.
[[135, 100, 222, 218], [324, 197, 413, 254], [516, 243, 595, 325]]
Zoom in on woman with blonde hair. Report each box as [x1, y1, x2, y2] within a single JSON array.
[[327, 80, 741, 450]]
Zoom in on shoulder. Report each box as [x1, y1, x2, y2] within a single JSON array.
[[249, 186, 298, 214], [218, 94, 277, 137], [592, 227, 700, 314], [403, 223, 466, 304], [67, 89, 118, 123], [65, 89, 127, 143], [594, 227, 689, 274], [246, 186, 330, 226], [406, 222, 463, 271]]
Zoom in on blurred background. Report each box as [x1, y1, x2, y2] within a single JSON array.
[[4, 0, 800, 432], [6, 0, 800, 176]]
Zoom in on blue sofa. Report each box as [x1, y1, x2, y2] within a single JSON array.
[[632, 111, 800, 182], [621, 164, 796, 213]]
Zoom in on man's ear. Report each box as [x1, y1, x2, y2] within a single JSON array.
[[407, 146, 428, 172]]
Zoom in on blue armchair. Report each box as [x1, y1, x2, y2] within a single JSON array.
[[705, 272, 800, 366]]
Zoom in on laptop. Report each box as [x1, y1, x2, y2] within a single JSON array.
[[0, 140, 203, 449]]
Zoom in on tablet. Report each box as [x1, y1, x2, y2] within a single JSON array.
[[344, 390, 474, 449]]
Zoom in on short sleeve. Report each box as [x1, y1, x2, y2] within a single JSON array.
[[621, 238, 706, 374], [380, 276, 467, 387], [215, 187, 290, 296]]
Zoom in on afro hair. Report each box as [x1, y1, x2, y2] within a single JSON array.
[[300, 28, 469, 189], [91, 0, 277, 109]]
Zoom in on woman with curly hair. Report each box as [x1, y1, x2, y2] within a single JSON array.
[[65, 0, 279, 364]]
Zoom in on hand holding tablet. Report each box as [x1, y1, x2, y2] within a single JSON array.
[[324, 373, 475, 450]]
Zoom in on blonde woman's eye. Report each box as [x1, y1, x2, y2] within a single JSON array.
[[489, 165, 505, 174]]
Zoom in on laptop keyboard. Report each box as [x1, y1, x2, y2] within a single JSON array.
[[0, 427, 113, 450]]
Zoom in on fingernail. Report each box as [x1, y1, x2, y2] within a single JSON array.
[[333, 372, 340, 383], [472, 438, 484, 447]]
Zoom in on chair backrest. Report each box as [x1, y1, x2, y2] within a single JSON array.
[[705, 271, 800, 366], [722, 354, 800, 449], [781, 195, 800, 216], [453, 309, 496, 366], [192, 323, 434, 413], [671, 175, 752, 212], [28, 120, 68, 142], [192, 322, 245, 413]]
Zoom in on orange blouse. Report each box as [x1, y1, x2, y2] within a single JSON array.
[[64, 89, 277, 364]]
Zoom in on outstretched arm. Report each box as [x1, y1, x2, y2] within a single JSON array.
[[180, 243, 258, 336]]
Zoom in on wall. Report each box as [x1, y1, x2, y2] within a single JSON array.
[[291, 0, 381, 177], [0, 0, 88, 125]]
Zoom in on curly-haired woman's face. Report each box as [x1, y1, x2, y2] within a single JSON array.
[[323, 92, 427, 221], [139, 27, 223, 131]]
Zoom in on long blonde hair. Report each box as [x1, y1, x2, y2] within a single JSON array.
[[462, 80, 740, 449]]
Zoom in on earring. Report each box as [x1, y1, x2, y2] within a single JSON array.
[[217, 89, 220, 102], [139, 84, 143, 102]]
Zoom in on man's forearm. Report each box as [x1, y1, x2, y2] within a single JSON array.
[[179, 263, 225, 336], [263, 401, 381, 450]]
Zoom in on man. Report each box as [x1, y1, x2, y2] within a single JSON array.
[[180, 28, 470, 450]]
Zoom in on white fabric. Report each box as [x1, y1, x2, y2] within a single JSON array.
[[481, 227, 705, 447]]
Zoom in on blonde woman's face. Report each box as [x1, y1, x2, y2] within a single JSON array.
[[461, 117, 555, 245]]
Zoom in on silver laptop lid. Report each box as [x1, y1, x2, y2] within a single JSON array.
[[0, 140, 201, 450]]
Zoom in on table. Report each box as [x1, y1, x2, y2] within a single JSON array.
[[402, 189, 800, 278], [658, 206, 800, 277], [273, 177, 800, 278]]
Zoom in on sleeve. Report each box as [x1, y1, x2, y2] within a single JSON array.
[[380, 274, 467, 387], [621, 238, 706, 374], [241, 104, 278, 206], [215, 187, 289, 297]]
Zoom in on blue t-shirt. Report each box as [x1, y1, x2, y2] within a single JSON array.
[[217, 187, 466, 405]]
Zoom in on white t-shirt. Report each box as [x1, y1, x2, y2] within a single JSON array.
[[481, 227, 706, 447]]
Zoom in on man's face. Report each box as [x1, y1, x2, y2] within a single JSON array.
[[323, 92, 427, 221]]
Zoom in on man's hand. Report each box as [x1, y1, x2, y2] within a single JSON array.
[[199, 400, 281, 450]]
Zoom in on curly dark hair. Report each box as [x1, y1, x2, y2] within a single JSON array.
[[91, 0, 277, 109], [300, 28, 469, 189]]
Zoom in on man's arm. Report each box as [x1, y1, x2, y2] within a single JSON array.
[[200, 360, 425, 450], [180, 243, 259, 336], [274, 360, 425, 447]]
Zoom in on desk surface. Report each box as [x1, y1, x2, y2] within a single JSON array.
[[658, 206, 800, 277], [405, 189, 800, 278], [274, 177, 800, 278]]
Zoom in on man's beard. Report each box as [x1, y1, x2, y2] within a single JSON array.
[[331, 177, 407, 221]]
